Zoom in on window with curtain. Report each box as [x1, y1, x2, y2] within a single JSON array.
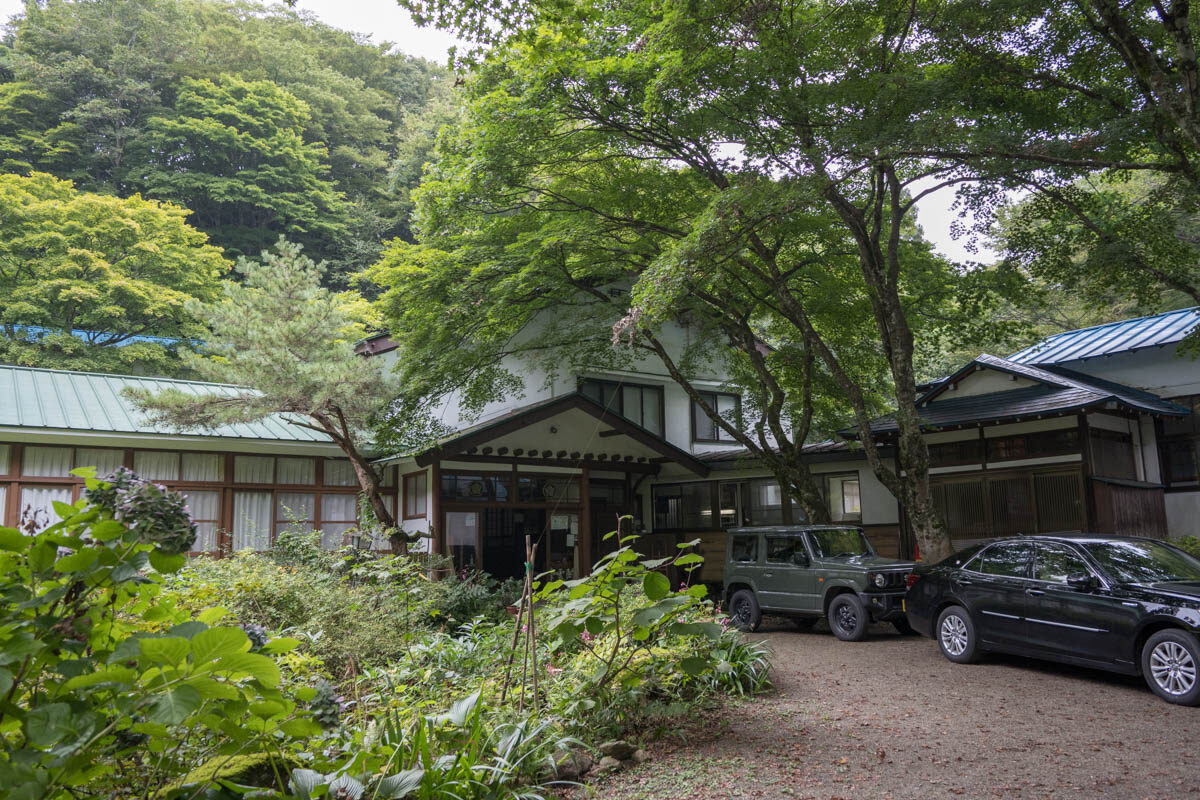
[[234, 456, 274, 484], [826, 474, 862, 522], [319, 493, 358, 549], [19, 486, 73, 531], [75, 448, 124, 476], [691, 392, 741, 442], [747, 479, 786, 525], [323, 459, 357, 486], [404, 472, 428, 518], [0, 486, 6, 525], [276, 492, 315, 526], [0, 444, 10, 475], [276, 457, 315, 485], [652, 482, 713, 530], [181, 453, 223, 482], [134, 450, 180, 481], [181, 490, 220, 552], [232, 491, 272, 550], [22, 446, 74, 477], [579, 379, 665, 436], [379, 466, 395, 488]]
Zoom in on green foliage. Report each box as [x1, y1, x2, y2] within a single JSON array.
[[0, 171, 228, 373], [1174, 537, 1200, 559], [0, 468, 313, 799], [0, 0, 452, 279], [124, 239, 404, 532]]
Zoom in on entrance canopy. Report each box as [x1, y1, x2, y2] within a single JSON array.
[[408, 392, 710, 477]]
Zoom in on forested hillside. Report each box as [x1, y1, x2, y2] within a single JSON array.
[[0, 0, 451, 374]]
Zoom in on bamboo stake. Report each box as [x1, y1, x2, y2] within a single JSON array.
[[527, 536, 540, 711], [499, 566, 529, 704]]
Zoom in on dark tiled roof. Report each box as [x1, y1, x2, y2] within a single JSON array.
[[860, 354, 1189, 436], [1009, 307, 1200, 365]]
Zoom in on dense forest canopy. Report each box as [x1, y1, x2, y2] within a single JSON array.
[[0, 0, 454, 373]]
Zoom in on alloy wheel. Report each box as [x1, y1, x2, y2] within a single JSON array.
[[940, 614, 969, 657], [836, 603, 858, 634], [1149, 640, 1197, 696], [731, 597, 750, 627]]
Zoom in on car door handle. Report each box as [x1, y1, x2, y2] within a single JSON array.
[[1026, 588, 1045, 596], [763, 572, 773, 578], [958, 579, 973, 585]]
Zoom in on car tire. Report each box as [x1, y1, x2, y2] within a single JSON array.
[[1141, 629, 1200, 706], [893, 617, 918, 636], [935, 606, 978, 664], [792, 616, 818, 631], [828, 594, 868, 642], [728, 589, 762, 632]]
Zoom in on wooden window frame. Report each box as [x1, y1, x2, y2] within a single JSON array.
[[690, 391, 742, 444], [403, 470, 428, 520], [579, 378, 666, 436]]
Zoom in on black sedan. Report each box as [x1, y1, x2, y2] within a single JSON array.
[[906, 535, 1200, 705]]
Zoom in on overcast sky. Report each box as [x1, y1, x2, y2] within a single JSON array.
[[0, 0, 996, 265]]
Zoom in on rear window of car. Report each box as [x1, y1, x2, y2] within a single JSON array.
[[730, 535, 758, 563], [979, 542, 1033, 578]]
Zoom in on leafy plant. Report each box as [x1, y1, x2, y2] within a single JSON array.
[[0, 468, 318, 799]]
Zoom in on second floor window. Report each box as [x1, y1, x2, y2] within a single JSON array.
[[692, 391, 741, 443], [580, 379, 664, 436]]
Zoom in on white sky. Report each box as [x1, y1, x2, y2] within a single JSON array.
[[0, 0, 992, 265]]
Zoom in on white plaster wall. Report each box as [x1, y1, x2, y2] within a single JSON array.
[[1166, 491, 1200, 538], [1059, 344, 1200, 397], [933, 369, 1036, 399], [1139, 417, 1162, 484]]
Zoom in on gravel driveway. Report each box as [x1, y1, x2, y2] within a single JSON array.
[[586, 617, 1200, 800]]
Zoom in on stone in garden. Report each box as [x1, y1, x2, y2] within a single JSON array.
[[597, 756, 623, 773], [599, 740, 637, 760], [631, 749, 648, 764], [549, 748, 593, 781]]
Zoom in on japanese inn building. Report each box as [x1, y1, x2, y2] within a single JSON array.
[[4, 307, 1200, 581]]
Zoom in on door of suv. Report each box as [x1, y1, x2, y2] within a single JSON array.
[[1025, 542, 1139, 667], [958, 541, 1033, 648], [757, 534, 817, 613]]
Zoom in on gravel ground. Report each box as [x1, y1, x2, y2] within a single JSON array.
[[581, 617, 1200, 800]]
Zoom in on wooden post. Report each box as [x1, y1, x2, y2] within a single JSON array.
[[430, 461, 443, 564], [579, 466, 592, 577]]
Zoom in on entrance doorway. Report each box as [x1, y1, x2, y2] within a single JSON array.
[[446, 508, 580, 580]]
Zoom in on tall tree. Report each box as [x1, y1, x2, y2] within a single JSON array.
[[134, 75, 347, 260], [387, 0, 975, 558], [126, 240, 411, 552], [0, 171, 228, 373]]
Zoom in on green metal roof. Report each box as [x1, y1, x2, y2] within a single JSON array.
[[0, 365, 332, 442], [1010, 306, 1200, 365]]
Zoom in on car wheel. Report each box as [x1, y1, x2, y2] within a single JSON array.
[[728, 589, 762, 632], [893, 617, 917, 636], [827, 594, 868, 642], [935, 606, 978, 664], [1142, 630, 1200, 705], [792, 616, 818, 631]]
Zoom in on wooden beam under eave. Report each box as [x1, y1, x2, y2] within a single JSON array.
[[443, 454, 660, 474]]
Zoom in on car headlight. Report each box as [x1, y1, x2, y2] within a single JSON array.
[[872, 573, 887, 588]]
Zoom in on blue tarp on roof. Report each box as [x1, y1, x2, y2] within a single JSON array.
[[1010, 307, 1200, 365]]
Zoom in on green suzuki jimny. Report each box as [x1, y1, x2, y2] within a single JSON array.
[[723, 525, 916, 640]]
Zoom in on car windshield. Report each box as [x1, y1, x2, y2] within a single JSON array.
[[807, 528, 873, 558], [1083, 540, 1200, 584]]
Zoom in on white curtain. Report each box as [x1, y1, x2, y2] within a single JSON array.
[[181, 490, 220, 552], [22, 447, 73, 477], [404, 472, 428, 517], [0, 486, 6, 526], [323, 459, 357, 486], [232, 492, 272, 550], [0, 444, 11, 476], [276, 492, 315, 524], [379, 465, 395, 487], [320, 522, 355, 550], [276, 457, 315, 485], [320, 493, 358, 522], [133, 450, 180, 481], [19, 486, 73, 530], [234, 456, 274, 484], [181, 453, 222, 482], [76, 448, 124, 477]]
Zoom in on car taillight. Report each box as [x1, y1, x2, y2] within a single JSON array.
[[905, 572, 921, 589]]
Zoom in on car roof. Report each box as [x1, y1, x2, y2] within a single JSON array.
[[987, 534, 1166, 546]]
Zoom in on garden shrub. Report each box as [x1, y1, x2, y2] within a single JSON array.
[[1175, 535, 1200, 558]]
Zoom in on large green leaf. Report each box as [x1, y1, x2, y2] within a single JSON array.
[[0, 527, 26, 551], [149, 549, 187, 573], [642, 570, 670, 601], [53, 549, 99, 574], [212, 652, 281, 687], [280, 717, 323, 738], [25, 703, 73, 747], [63, 666, 138, 690], [148, 685, 204, 725], [680, 656, 710, 676], [139, 637, 191, 667], [191, 627, 250, 664], [377, 769, 425, 799]]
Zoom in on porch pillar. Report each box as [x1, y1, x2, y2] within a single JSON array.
[[579, 466, 592, 577], [430, 460, 443, 560]]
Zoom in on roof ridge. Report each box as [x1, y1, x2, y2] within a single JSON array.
[[0, 363, 247, 390], [1037, 306, 1199, 342]]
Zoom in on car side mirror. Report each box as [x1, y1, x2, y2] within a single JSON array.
[[1066, 572, 1098, 591], [792, 551, 810, 567]]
